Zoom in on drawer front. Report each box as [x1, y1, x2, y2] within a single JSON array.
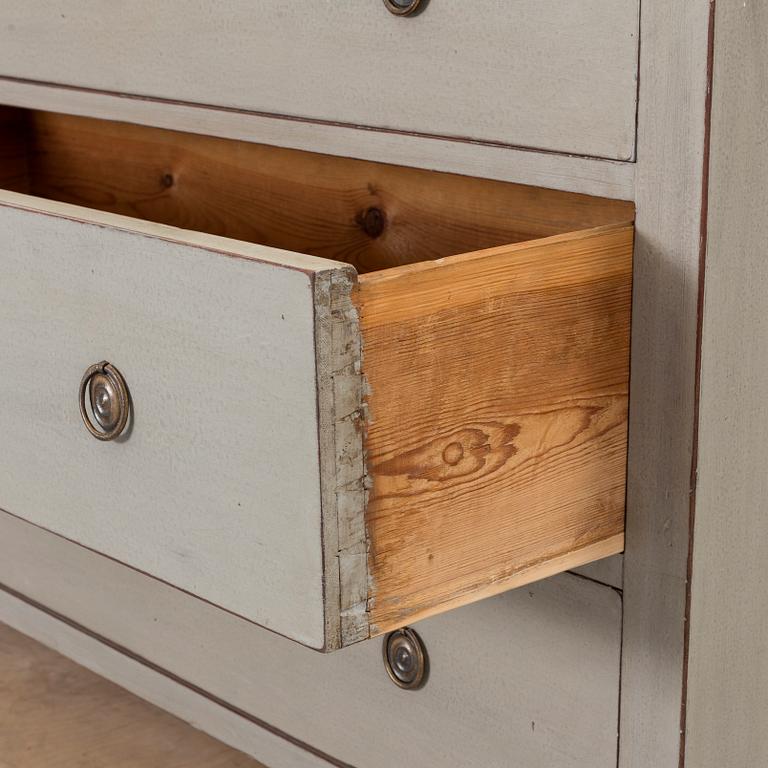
[[0, 511, 623, 768], [0, 1, 639, 160], [0, 193, 354, 651]]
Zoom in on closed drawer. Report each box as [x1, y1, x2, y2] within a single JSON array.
[[0, 511, 624, 768], [0, 107, 633, 650], [0, 1, 639, 160]]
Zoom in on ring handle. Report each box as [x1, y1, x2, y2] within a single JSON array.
[[79, 361, 130, 441], [383, 0, 426, 16]]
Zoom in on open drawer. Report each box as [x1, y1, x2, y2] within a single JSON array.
[[0, 108, 633, 651]]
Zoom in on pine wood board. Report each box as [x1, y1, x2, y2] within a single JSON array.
[[0, 621, 264, 768], [15, 111, 633, 274], [358, 224, 633, 633]]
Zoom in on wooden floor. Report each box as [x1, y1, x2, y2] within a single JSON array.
[[0, 622, 266, 767]]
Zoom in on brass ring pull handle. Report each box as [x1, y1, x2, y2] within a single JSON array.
[[383, 0, 426, 16], [79, 361, 130, 441]]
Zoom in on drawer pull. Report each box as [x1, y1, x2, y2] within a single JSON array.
[[382, 0, 426, 17], [382, 628, 428, 689], [79, 361, 130, 441]]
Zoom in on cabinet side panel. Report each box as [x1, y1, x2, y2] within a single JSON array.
[[685, 3, 768, 765], [620, 0, 713, 765]]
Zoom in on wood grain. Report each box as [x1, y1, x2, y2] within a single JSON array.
[[10, 110, 633, 274], [358, 223, 633, 633], [0, 622, 263, 768]]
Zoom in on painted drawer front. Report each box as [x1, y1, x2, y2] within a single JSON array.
[[0, 511, 623, 768], [0, 195, 347, 650], [0, 1, 639, 160]]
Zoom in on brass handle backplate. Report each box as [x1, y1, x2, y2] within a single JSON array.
[[382, 627, 428, 690], [79, 361, 130, 441], [383, 0, 426, 16]]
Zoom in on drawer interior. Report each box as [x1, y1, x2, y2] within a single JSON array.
[[0, 107, 633, 274]]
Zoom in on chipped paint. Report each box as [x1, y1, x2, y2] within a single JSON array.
[[313, 268, 371, 650]]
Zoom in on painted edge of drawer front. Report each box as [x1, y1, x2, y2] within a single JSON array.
[[0, 189, 352, 274], [0, 510, 623, 768], [0, 78, 636, 201], [313, 270, 367, 648], [0, 189, 360, 651]]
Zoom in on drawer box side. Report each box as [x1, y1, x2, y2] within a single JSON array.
[[357, 223, 633, 635]]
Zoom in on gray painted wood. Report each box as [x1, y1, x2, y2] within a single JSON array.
[[619, 1, 713, 766], [685, 3, 768, 765], [0, 191, 362, 651], [0, 1, 639, 160], [3, 7, 741, 765], [0, 78, 636, 202], [0, 511, 623, 768]]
